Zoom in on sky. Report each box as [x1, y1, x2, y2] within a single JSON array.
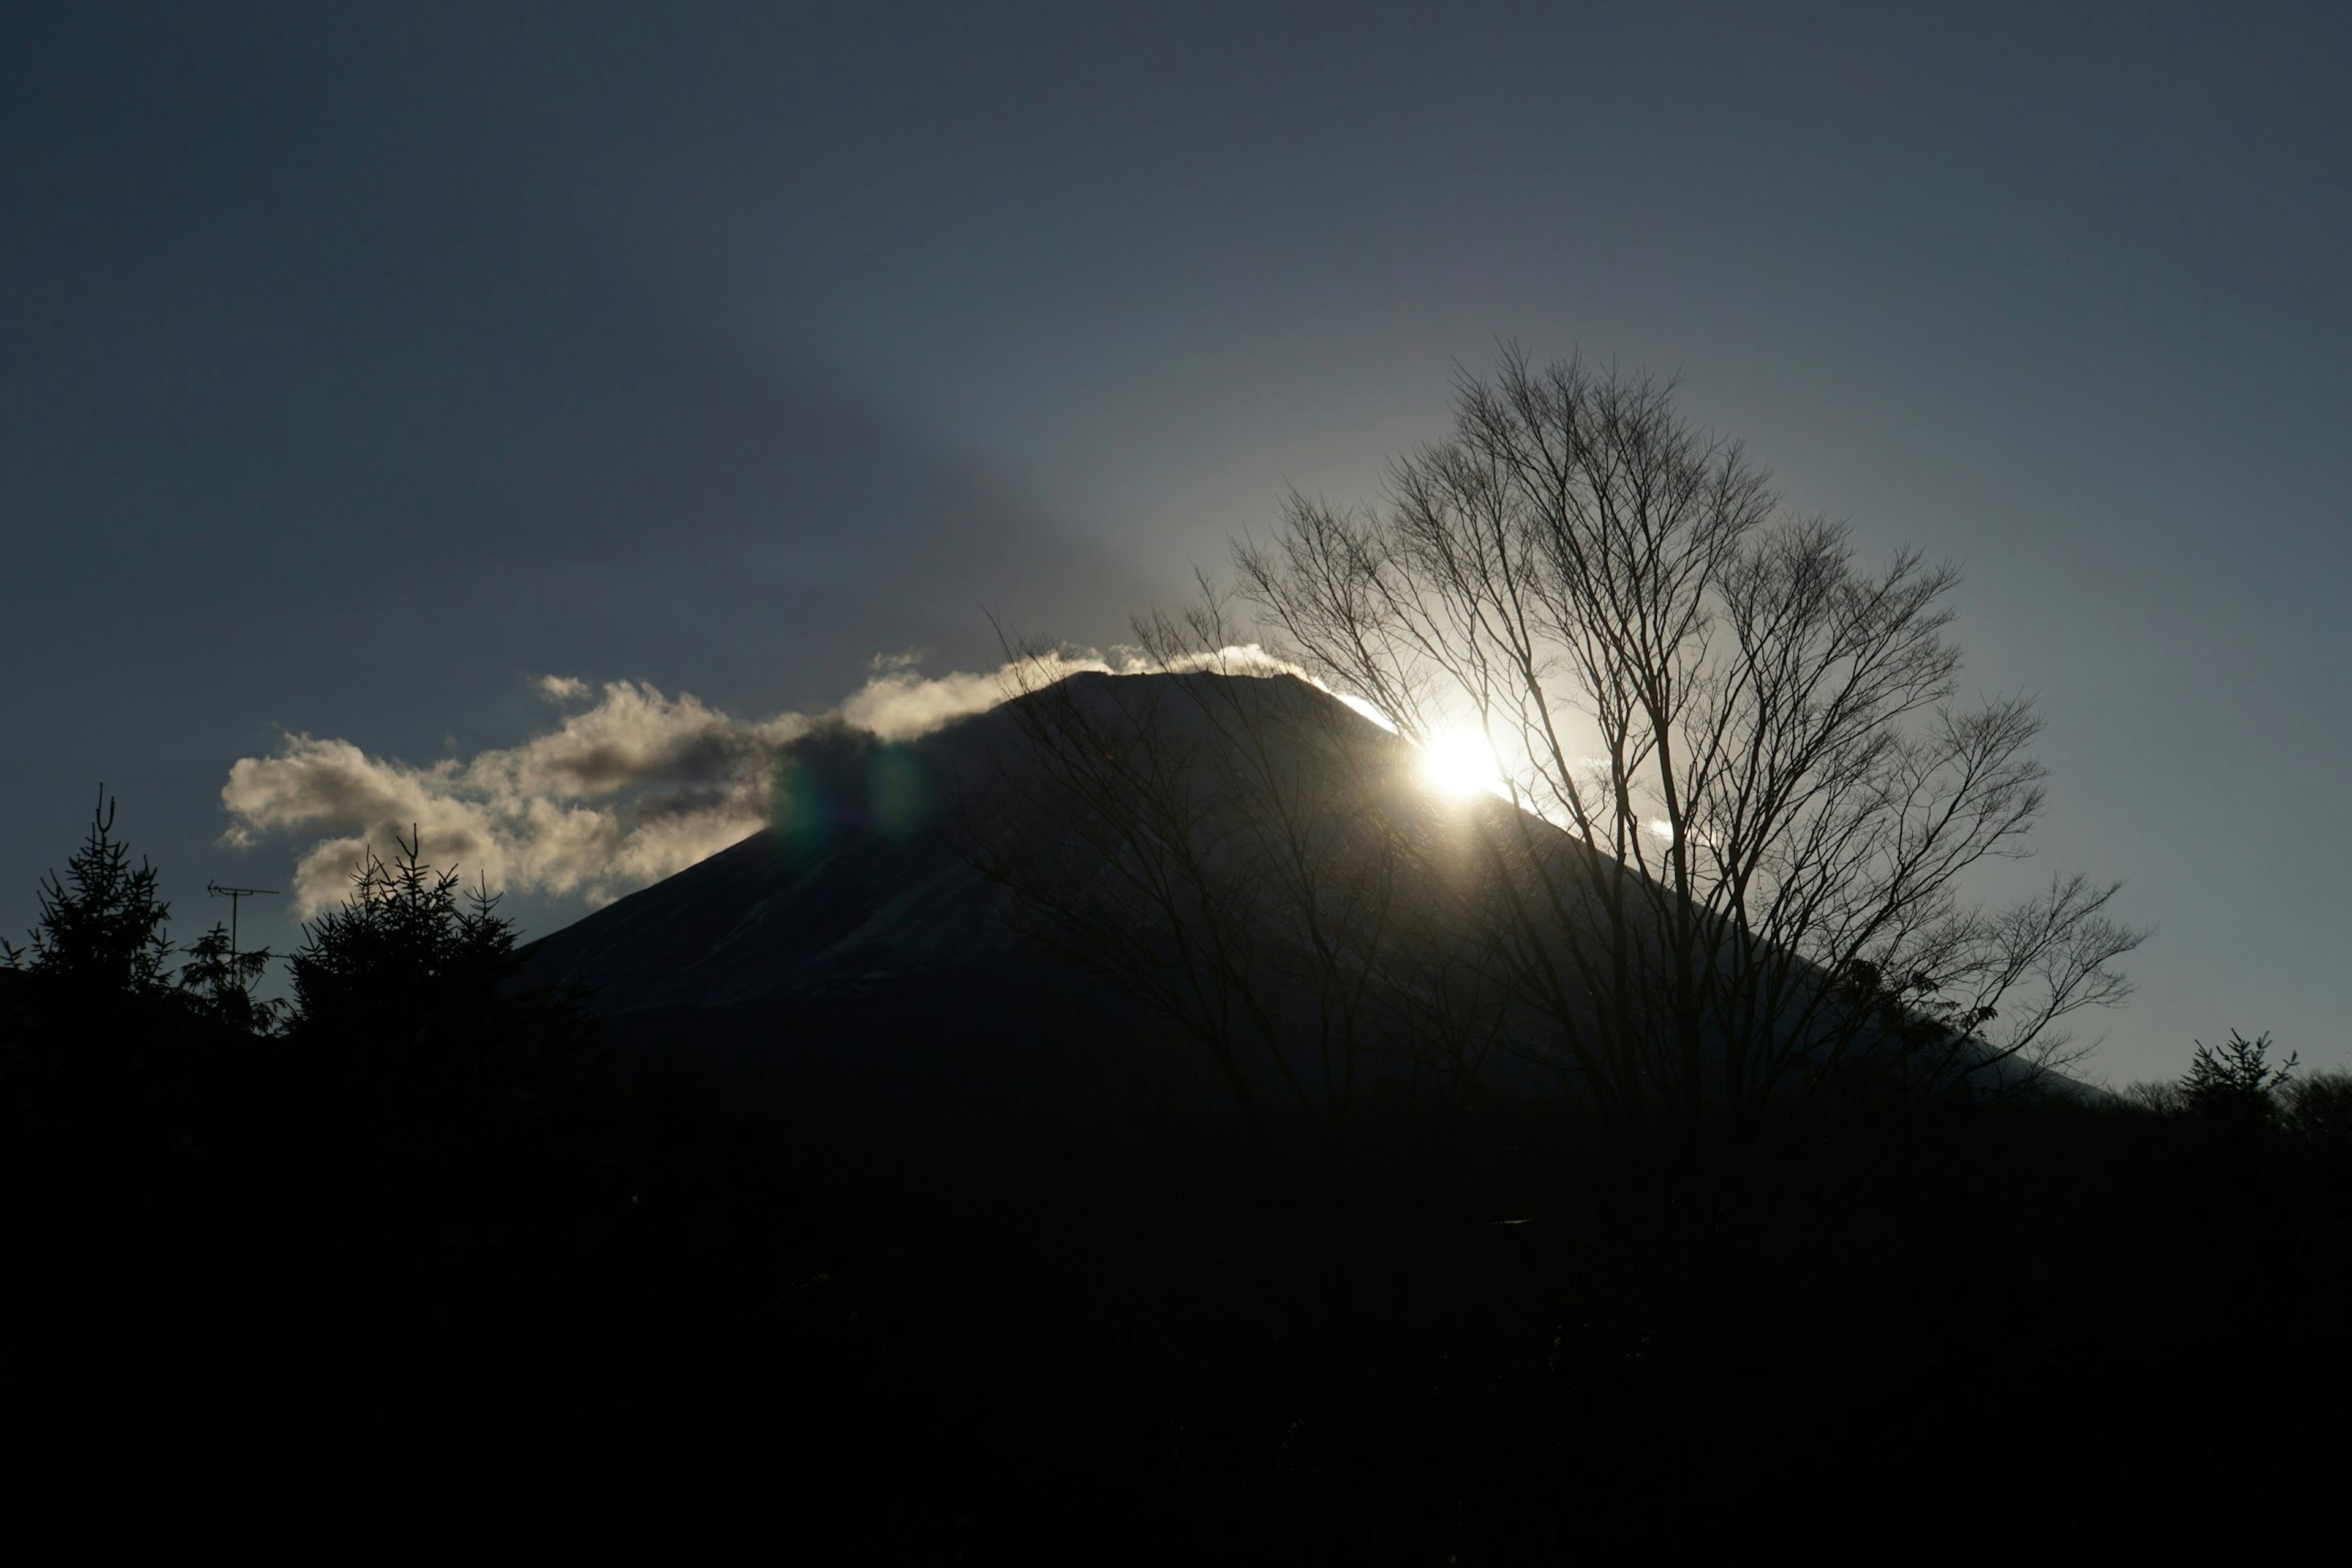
[[5, 2, 2346, 1082]]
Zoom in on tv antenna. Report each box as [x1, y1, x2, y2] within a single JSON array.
[[207, 880, 279, 963]]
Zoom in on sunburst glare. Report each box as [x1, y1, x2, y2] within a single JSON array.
[[1419, 726, 1505, 801]]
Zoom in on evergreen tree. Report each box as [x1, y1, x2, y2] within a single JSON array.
[[287, 827, 518, 1046], [4, 789, 172, 997], [2179, 1029, 2296, 1124], [177, 921, 282, 1033]]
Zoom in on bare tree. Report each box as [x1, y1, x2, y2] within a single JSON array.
[[1234, 349, 2144, 1134], [970, 593, 1507, 1193]]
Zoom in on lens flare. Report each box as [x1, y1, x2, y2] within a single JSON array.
[[1419, 727, 1503, 801]]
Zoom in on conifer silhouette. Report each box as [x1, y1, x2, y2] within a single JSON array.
[[287, 826, 518, 1046], [3, 788, 172, 997], [176, 921, 281, 1032], [2180, 1028, 2297, 1123]]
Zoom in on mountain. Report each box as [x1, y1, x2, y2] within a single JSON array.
[[518, 668, 2054, 1121]]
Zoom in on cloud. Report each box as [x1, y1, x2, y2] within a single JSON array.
[[838, 665, 1022, 743], [221, 679, 802, 914], [221, 646, 1336, 916]]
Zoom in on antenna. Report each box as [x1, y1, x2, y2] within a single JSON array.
[[207, 880, 279, 967]]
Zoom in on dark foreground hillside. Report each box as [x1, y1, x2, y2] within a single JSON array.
[[2, 759, 2340, 1555], [6, 959, 2350, 1557]]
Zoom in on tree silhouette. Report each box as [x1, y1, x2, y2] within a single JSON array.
[[2180, 1029, 2296, 1124], [3, 788, 172, 998], [2283, 1071, 2352, 1144], [176, 922, 281, 1033], [287, 826, 517, 1047], [1230, 348, 2146, 1133]]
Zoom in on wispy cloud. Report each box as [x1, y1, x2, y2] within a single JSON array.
[[221, 647, 1319, 915]]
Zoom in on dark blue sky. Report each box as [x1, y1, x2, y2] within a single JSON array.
[[6, 3, 2346, 1080]]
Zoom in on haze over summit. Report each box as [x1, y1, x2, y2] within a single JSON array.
[[5, 4, 2348, 1080]]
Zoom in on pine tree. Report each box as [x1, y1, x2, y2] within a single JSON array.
[[4, 789, 173, 997], [287, 827, 518, 1047], [177, 921, 281, 1033], [2179, 1029, 2297, 1124]]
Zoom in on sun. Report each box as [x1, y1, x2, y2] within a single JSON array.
[[1419, 726, 1504, 801]]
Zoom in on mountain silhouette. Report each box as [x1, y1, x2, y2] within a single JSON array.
[[518, 669, 2051, 1118]]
